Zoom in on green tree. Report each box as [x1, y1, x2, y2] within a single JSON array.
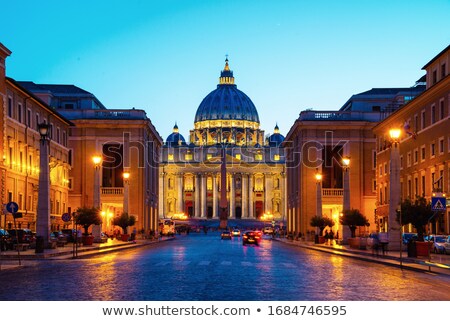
[[113, 212, 136, 234], [74, 207, 102, 235], [340, 209, 369, 238], [396, 197, 435, 241], [310, 215, 335, 236]]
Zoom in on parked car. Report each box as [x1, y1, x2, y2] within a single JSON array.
[[428, 235, 448, 254], [8, 229, 35, 243], [232, 229, 241, 237], [61, 229, 76, 242], [221, 231, 232, 240], [242, 231, 261, 246], [402, 233, 418, 244], [263, 227, 274, 235], [0, 229, 12, 251], [444, 236, 450, 255]]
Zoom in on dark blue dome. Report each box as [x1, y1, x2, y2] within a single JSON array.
[[195, 59, 259, 124], [268, 133, 285, 147], [195, 85, 259, 123], [268, 124, 284, 146], [166, 123, 186, 146]]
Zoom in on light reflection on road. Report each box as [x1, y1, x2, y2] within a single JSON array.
[[0, 232, 449, 301]]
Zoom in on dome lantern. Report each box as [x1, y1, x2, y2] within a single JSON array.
[[219, 57, 235, 85]]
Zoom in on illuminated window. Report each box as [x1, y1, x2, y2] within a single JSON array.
[[235, 154, 241, 160], [168, 154, 174, 161], [185, 153, 193, 161], [274, 154, 280, 161], [207, 176, 213, 190], [255, 154, 263, 161], [207, 154, 212, 160], [184, 176, 193, 191]]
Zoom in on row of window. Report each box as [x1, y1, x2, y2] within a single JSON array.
[[378, 168, 447, 205], [404, 137, 448, 168], [168, 152, 276, 162], [430, 62, 447, 86], [166, 175, 281, 192], [7, 96, 68, 147], [6, 190, 67, 215]]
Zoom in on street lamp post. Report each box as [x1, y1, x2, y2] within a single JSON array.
[[36, 123, 51, 250], [123, 171, 130, 214], [315, 169, 323, 243], [315, 169, 323, 218], [92, 155, 102, 242], [388, 128, 402, 251], [342, 156, 351, 244]]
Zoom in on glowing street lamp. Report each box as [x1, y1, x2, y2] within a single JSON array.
[[341, 156, 351, 243], [388, 127, 402, 251], [92, 155, 103, 242], [315, 168, 322, 218], [123, 171, 130, 214]]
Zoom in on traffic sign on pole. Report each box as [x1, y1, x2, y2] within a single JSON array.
[[431, 197, 446, 211], [6, 202, 19, 214], [61, 213, 71, 222]]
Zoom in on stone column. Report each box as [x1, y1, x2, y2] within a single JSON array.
[[194, 174, 200, 217], [213, 174, 218, 218], [241, 174, 248, 218], [177, 174, 183, 213], [281, 173, 287, 221], [342, 167, 351, 243], [201, 174, 207, 218], [264, 173, 272, 213], [389, 141, 402, 250], [248, 174, 254, 218], [158, 173, 164, 218], [229, 173, 235, 218], [36, 135, 50, 248]]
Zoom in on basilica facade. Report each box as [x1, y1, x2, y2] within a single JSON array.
[[159, 59, 286, 221]]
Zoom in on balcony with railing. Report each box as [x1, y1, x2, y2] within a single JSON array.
[[101, 187, 124, 195], [58, 109, 148, 120], [298, 110, 385, 122]]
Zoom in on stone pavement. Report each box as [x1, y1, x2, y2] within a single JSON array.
[[275, 237, 450, 276], [0, 236, 174, 271]]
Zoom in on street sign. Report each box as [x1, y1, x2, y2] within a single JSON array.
[[13, 213, 23, 219], [6, 201, 19, 214], [431, 197, 446, 211], [61, 212, 71, 222]]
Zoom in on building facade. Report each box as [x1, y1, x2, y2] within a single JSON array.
[[285, 84, 425, 240], [0, 43, 72, 231], [20, 82, 163, 234], [374, 45, 450, 235], [159, 59, 286, 221]]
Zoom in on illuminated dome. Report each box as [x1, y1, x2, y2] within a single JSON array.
[[165, 123, 186, 146], [194, 58, 259, 123], [268, 124, 285, 147]]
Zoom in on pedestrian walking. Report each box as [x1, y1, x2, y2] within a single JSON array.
[[329, 230, 334, 245], [378, 231, 389, 255]]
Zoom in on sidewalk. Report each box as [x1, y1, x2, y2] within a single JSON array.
[[0, 236, 175, 270], [275, 237, 450, 276]]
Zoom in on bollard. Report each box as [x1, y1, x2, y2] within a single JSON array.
[[35, 236, 44, 253]]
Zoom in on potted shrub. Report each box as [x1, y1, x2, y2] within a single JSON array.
[[397, 197, 435, 256], [74, 207, 101, 246], [113, 212, 136, 242], [310, 216, 334, 244], [340, 209, 369, 249]]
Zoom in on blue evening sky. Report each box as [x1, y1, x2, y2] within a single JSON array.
[[1, 0, 449, 140]]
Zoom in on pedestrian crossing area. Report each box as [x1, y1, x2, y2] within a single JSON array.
[[152, 260, 298, 267]]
